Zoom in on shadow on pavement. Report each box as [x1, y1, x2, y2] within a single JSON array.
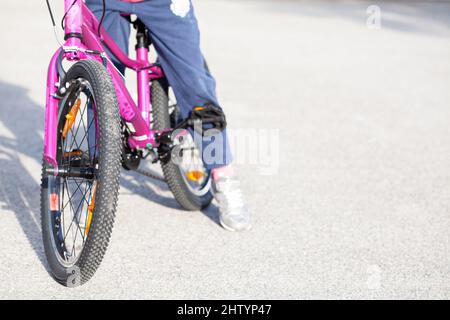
[[0, 80, 48, 270]]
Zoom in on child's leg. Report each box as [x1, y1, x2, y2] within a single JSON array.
[[85, 0, 132, 74], [133, 1, 249, 231], [133, 0, 233, 170]]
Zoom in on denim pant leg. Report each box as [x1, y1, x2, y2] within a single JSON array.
[[86, 0, 233, 170], [86, 0, 132, 73]]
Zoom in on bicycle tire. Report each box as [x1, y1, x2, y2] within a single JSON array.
[[151, 78, 213, 210], [41, 59, 122, 286]]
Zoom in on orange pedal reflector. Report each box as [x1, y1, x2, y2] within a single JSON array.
[[62, 98, 82, 139], [50, 193, 59, 211], [186, 170, 205, 182]]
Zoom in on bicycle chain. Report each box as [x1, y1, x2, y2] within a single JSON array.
[[135, 168, 166, 182]]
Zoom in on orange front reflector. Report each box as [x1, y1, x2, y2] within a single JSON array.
[[86, 210, 93, 236], [63, 150, 83, 158], [186, 170, 205, 182], [194, 106, 205, 111], [62, 98, 82, 139], [85, 183, 97, 236], [50, 193, 59, 211]]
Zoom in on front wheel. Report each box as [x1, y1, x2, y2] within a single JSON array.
[[151, 78, 213, 210], [41, 60, 122, 286]]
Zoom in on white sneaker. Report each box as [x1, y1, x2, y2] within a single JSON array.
[[212, 168, 251, 232]]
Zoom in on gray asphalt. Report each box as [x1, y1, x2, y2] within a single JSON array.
[[1, 0, 450, 299]]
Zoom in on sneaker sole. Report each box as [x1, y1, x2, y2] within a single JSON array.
[[219, 217, 252, 232]]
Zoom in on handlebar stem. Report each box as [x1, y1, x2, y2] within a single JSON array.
[[64, 0, 83, 38]]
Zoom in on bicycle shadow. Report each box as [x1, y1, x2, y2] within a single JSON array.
[[0, 81, 221, 268], [0, 80, 48, 270]]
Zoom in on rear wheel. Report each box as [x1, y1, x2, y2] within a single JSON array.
[[41, 60, 122, 286], [151, 78, 213, 210]]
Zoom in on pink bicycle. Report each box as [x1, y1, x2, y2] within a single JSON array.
[[42, 0, 225, 286]]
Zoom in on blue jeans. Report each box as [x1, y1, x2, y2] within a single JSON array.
[[86, 0, 232, 169]]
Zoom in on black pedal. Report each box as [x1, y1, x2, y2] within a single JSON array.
[[175, 103, 227, 134], [156, 131, 173, 164]]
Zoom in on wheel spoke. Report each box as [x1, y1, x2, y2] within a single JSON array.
[[61, 178, 85, 211], [68, 97, 88, 152], [62, 180, 92, 244], [71, 102, 89, 152]]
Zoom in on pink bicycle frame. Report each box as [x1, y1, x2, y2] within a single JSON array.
[[44, 0, 164, 168]]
